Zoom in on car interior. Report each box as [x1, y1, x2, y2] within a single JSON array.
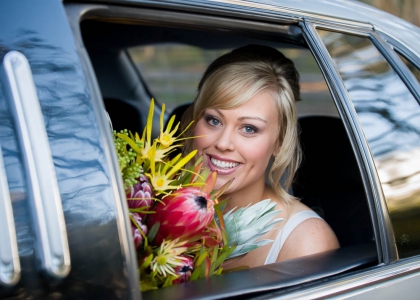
[[80, 13, 378, 298]]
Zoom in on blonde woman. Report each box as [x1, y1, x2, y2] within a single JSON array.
[[182, 45, 339, 268]]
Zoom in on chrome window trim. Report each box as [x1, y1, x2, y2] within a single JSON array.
[[384, 32, 420, 69], [381, 32, 420, 81], [270, 255, 420, 299], [1, 51, 71, 279], [369, 31, 420, 105], [0, 145, 20, 287], [301, 20, 399, 265], [376, 29, 420, 68], [303, 17, 373, 37], [65, 5, 141, 299], [82, 0, 374, 30]]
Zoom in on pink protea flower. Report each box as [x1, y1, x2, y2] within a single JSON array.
[[127, 174, 154, 217], [146, 187, 215, 245], [173, 255, 194, 284], [131, 212, 148, 249]]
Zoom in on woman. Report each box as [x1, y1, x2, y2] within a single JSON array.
[[182, 45, 339, 268]]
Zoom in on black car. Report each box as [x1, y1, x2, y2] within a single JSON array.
[[1, 0, 420, 299]]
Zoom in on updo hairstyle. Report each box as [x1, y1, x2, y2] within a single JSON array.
[[182, 45, 302, 204]]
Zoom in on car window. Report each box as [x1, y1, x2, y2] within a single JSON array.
[[318, 29, 420, 258], [128, 44, 336, 117], [80, 15, 377, 296]]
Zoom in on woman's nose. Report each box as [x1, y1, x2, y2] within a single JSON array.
[[215, 128, 235, 152]]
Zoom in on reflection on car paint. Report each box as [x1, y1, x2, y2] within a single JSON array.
[[0, 1, 130, 297]]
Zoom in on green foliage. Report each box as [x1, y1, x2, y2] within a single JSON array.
[[223, 199, 283, 259], [113, 129, 142, 190]]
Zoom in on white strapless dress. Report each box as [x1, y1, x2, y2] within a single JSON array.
[[264, 210, 321, 265]]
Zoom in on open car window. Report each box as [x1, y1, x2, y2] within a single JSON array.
[[78, 7, 377, 298]]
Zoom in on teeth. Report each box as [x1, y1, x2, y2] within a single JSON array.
[[211, 157, 239, 169]]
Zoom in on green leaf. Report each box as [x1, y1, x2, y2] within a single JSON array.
[[194, 167, 210, 184], [117, 133, 142, 154], [210, 246, 219, 275], [140, 279, 158, 292], [196, 251, 208, 267], [190, 265, 201, 281], [199, 257, 207, 278], [211, 246, 219, 265], [214, 268, 223, 275], [147, 222, 160, 243], [139, 253, 153, 273], [162, 275, 176, 287]]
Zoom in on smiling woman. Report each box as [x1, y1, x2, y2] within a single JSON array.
[[181, 45, 340, 268]]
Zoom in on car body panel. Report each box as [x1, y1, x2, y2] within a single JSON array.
[[0, 0, 137, 298]]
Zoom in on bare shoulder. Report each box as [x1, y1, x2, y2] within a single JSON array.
[[276, 210, 340, 262]]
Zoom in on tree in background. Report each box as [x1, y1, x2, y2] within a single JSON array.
[[360, 0, 420, 27]]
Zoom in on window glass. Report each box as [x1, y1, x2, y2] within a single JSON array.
[[397, 52, 420, 84], [318, 29, 420, 258], [128, 44, 335, 116]]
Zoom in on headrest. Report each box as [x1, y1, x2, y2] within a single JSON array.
[[294, 116, 362, 196], [104, 98, 142, 134]]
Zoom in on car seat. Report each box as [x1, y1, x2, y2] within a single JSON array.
[[104, 98, 142, 134], [292, 116, 373, 247], [165, 103, 191, 159]]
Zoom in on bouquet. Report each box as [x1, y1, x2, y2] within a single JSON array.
[[113, 99, 283, 291]]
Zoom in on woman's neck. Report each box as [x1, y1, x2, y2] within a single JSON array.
[[221, 176, 269, 213]]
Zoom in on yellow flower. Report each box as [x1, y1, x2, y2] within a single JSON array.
[[150, 239, 189, 277], [158, 103, 180, 148], [157, 103, 196, 149], [147, 143, 197, 194], [136, 99, 185, 165]]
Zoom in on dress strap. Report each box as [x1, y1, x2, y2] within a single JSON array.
[[264, 210, 321, 265]]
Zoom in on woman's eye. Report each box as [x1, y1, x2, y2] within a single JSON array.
[[243, 125, 258, 134], [204, 115, 221, 127], [210, 118, 220, 126]]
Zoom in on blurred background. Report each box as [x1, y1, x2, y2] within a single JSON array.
[[358, 0, 420, 27]]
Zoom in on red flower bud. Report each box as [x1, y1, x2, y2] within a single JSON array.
[[127, 174, 154, 217], [146, 187, 215, 245], [131, 213, 148, 249], [173, 255, 194, 284]]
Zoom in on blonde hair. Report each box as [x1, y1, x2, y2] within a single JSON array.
[[182, 45, 302, 204]]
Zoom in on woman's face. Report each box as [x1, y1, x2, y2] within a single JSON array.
[[193, 91, 280, 195]]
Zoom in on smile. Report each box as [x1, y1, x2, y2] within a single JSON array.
[[210, 157, 240, 169]]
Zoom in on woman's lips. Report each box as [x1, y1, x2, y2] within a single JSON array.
[[206, 155, 242, 175]]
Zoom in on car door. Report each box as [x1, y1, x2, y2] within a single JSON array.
[[267, 18, 420, 300], [0, 1, 138, 299]]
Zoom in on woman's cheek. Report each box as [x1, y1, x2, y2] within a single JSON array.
[[243, 136, 274, 162], [193, 125, 210, 153]]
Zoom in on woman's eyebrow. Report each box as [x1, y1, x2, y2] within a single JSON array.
[[213, 109, 267, 123], [238, 116, 267, 123]]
